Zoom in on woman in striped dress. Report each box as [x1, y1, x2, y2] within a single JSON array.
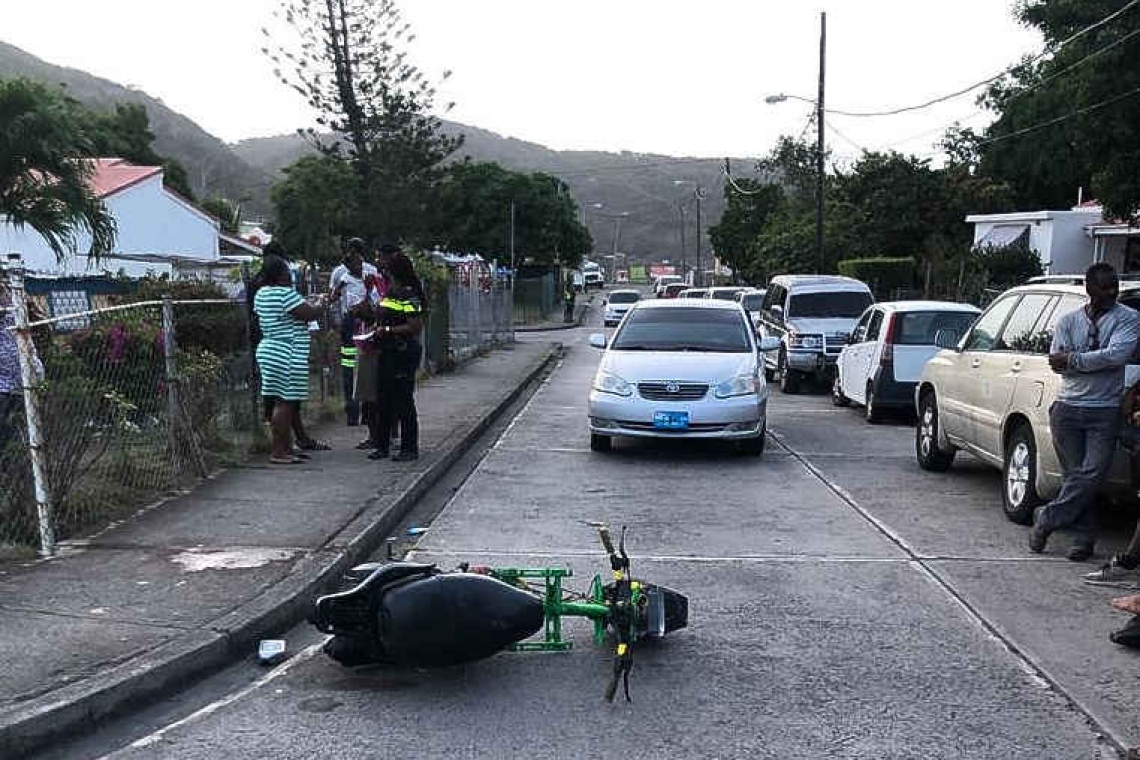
[[254, 255, 327, 464]]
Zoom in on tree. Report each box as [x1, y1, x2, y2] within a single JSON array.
[[200, 196, 241, 235], [708, 178, 781, 280], [977, 0, 1140, 218], [80, 103, 196, 201], [0, 78, 116, 262], [271, 154, 358, 265], [430, 161, 592, 267], [265, 0, 462, 243]]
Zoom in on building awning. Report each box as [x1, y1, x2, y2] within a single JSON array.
[[976, 224, 1029, 249]]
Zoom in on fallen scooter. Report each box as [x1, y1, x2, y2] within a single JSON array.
[[310, 525, 688, 701]]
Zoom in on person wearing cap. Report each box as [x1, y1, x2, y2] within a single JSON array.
[[329, 238, 378, 428]]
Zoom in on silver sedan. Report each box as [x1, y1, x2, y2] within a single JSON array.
[[587, 299, 779, 455]]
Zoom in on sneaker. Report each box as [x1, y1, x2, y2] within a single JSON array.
[[355, 438, 375, 450], [367, 449, 390, 461], [1083, 555, 1140, 586], [391, 451, 419, 462]]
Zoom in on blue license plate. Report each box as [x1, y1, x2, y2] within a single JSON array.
[[653, 411, 689, 430]]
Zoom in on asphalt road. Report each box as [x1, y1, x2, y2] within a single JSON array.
[[54, 294, 1140, 759]]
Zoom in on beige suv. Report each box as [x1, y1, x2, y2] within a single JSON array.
[[915, 279, 1140, 524]]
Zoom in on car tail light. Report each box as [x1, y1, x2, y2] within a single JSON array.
[[880, 313, 897, 367]]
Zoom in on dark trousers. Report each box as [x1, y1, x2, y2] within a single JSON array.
[[375, 346, 420, 455], [340, 320, 360, 426], [1037, 402, 1121, 548]]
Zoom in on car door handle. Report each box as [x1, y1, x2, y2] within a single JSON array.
[[970, 358, 981, 369], [1010, 361, 1022, 373]]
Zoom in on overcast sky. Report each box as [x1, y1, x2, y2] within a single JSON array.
[[2, 0, 1042, 161]]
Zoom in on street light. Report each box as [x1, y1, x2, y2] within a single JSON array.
[[674, 180, 706, 286]]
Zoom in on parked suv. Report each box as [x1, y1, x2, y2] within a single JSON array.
[[758, 275, 874, 393], [915, 281, 1140, 524]]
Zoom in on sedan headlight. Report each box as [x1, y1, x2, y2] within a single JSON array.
[[788, 333, 821, 349], [594, 371, 633, 397], [715, 374, 760, 398]]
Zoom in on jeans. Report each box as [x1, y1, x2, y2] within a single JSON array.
[[1037, 401, 1121, 547]]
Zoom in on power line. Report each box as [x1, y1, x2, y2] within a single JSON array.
[[823, 0, 1140, 118], [973, 83, 1140, 147], [825, 120, 868, 154]]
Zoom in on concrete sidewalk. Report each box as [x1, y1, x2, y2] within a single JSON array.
[[0, 341, 559, 757], [514, 295, 596, 333]]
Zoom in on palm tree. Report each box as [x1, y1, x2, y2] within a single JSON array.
[[0, 78, 116, 262]]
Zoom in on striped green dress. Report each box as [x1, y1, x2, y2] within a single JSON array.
[[254, 286, 310, 401]]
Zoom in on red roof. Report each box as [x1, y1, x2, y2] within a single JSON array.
[[87, 158, 163, 198]]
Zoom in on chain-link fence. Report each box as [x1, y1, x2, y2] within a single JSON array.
[[514, 270, 560, 325], [1, 265, 262, 556], [446, 261, 514, 363]]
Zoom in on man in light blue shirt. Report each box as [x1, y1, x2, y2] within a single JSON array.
[[1031, 263, 1140, 561]]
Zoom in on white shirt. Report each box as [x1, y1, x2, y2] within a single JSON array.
[[329, 262, 379, 316]]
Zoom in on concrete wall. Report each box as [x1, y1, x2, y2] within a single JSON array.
[[0, 175, 218, 276], [1048, 213, 1099, 274]]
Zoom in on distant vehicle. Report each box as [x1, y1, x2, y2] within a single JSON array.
[[654, 275, 684, 297], [757, 275, 874, 394], [603, 289, 641, 327], [678, 288, 710, 299], [571, 271, 585, 293], [833, 301, 980, 423], [916, 281, 1140, 524], [707, 287, 747, 301], [662, 283, 688, 299], [587, 299, 780, 455], [584, 270, 605, 290], [735, 289, 766, 329]]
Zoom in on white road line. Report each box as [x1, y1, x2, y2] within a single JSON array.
[[109, 640, 327, 755]]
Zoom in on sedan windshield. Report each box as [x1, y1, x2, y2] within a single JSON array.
[[608, 292, 640, 304], [788, 291, 872, 319], [611, 308, 751, 353]]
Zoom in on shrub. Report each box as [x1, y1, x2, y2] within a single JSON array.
[[837, 257, 916, 297]]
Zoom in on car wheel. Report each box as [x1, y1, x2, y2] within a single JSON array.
[[864, 382, 882, 423], [831, 375, 850, 407], [739, 428, 766, 457], [590, 433, 612, 453], [916, 392, 955, 472], [1002, 423, 1043, 525], [778, 350, 800, 394]]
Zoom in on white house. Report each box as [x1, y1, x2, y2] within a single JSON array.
[[964, 207, 1102, 275], [0, 158, 223, 278], [966, 203, 1140, 275]]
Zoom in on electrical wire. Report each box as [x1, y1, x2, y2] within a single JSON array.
[[972, 83, 1140, 147], [821, 0, 1140, 118], [825, 120, 869, 154]]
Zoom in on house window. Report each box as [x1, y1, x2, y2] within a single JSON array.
[[49, 289, 91, 331]]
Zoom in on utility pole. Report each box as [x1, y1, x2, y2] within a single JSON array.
[[677, 202, 687, 282], [694, 187, 703, 286], [509, 200, 516, 270], [816, 10, 827, 274]]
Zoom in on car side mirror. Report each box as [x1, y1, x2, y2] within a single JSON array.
[[589, 333, 608, 349], [602, 299, 608, 306], [758, 336, 781, 352], [934, 329, 961, 350], [769, 305, 784, 324]]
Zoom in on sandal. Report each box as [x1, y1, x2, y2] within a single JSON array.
[[269, 456, 304, 465], [297, 438, 333, 451]]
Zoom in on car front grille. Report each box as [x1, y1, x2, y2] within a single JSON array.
[[825, 335, 848, 354], [617, 420, 727, 433], [637, 382, 709, 401]]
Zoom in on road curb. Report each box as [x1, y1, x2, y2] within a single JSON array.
[[515, 301, 593, 333], [0, 343, 562, 759]]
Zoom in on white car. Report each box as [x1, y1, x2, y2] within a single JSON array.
[[833, 301, 980, 422], [603, 289, 641, 327], [736, 289, 766, 330], [587, 299, 780, 455], [654, 275, 683, 296]]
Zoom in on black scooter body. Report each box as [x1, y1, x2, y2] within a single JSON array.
[[313, 562, 544, 668]]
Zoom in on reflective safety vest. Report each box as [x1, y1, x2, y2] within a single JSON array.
[[340, 344, 357, 369], [379, 297, 422, 314]]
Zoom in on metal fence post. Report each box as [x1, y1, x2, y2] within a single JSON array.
[[6, 254, 56, 557], [162, 295, 182, 476]]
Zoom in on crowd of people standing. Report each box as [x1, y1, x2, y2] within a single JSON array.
[[250, 239, 425, 465]]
